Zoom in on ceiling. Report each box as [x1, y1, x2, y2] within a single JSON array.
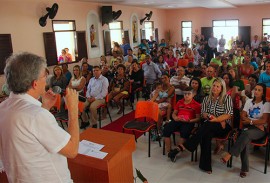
[[75, 0, 270, 9]]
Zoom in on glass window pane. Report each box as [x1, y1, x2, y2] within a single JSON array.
[[226, 20, 238, 27], [182, 21, 191, 27], [182, 27, 192, 47], [110, 30, 122, 47], [263, 19, 270, 26], [213, 21, 225, 27], [53, 21, 75, 31], [145, 28, 154, 40], [109, 22, 121, 29], [263, 26, 270, 33], [144, 22, 153, 29], [55, 32, 76, 62]]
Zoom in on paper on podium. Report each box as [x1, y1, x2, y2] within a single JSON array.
[[78, 140, 108, 159]]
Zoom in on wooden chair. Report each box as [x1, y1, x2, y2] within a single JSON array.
[[123, 101, 160, 157]]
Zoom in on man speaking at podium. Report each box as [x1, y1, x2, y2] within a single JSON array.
[[0, 52, 79, 183]]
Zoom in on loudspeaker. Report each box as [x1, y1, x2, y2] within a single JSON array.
[[101, 6, 113, 25]]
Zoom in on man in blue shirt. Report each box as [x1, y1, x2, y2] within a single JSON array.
[[120, 38, 131, 56], [142, 55, 162, 98], [81, 66, 109, 129]]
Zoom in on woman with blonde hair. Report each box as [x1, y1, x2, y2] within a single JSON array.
[[68, 65, 86, 95], [183, 48, 195, 62], [168, 78, 233, 174], [100, 55, 108, 66]]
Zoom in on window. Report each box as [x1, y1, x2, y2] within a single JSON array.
[[213, 20, 239, 50], [109, 21, 123, 48], [144, 21, 154, 40], [53, 20, 77, 64], [263, 19, 270, 41], [181, 21, 192, 47]]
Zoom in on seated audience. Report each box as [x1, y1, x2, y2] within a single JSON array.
[[200, 66, 216, 95], [62, 63, 72, 84], [100, 55, 108, 67], [170, 67, 190, 101], [81, 57, 93, 72], [102, 64, 113, 83], [183, 48, 195, 62], [217, 57, 232, 77], [259, 61, 270, 87], [142, 55, 162, 97], [81, 66, 109, 129], [221, 83, 270, 178], [68, 65, 86, 95], [124, 55, 133, 73], [50, 65, 68, 92], [150, 79, 174, 138], [241, 74, 258, 107], [128, 61, 144, 103], [124, 48, 138, 63], [108, 64, 130, 114], [185, 62, 201, 78], [164, 50, 177, 75], [169, 78, 233, 175], [209, 52, 222, 69], [81, 62, 92, 86], [156, 55, 170, 74], [239, 54, 254, 79], [189, 77, 204, 103], [163, 87, 201, 155]]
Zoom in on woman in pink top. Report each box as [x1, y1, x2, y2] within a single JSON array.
[[164, 50, 177, 75]]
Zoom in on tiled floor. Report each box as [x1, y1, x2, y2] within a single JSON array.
[[80, 103, 270, 183]]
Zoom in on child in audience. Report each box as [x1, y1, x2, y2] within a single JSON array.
[[150, 82, 172, 138]]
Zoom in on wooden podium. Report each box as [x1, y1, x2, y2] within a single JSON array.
[[68, 128, 136, 183]]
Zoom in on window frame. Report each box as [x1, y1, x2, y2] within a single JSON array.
[[144, 21, 154, 40], [212, 19, 239, 50], [52, 20, 78, 63], [262, 18, 270, 40], [108, 21, 124, 48], [181, 21, 192, 46], [212, 19, 239, 27]]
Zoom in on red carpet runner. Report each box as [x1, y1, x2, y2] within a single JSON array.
[[101, 111, 144, 139]]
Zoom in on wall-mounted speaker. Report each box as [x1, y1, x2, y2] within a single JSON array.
[[101, 6, 113, 26]]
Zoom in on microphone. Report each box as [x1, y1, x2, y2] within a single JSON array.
[[52, 86, 62, 94], [52, 86, 86, 102]]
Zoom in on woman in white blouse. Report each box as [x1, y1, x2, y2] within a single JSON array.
[[221, 83, 270, 178], [68, 65, 86, 95]]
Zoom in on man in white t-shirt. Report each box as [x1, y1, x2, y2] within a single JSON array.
[[0, 52, 79, 182], [170, 67, 190, 101], [251, 35, 260, 50]]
